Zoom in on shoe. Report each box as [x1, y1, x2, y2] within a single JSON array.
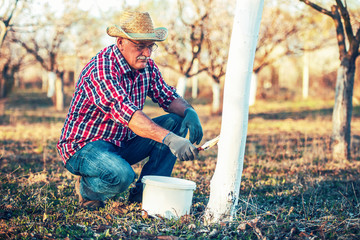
[[128, 187, 143, 204], [75, 176, 105, 210], [81, 200, 105, 211]]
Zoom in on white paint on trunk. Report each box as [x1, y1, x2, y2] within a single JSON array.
[[211, 81, 221, 113], [42, 70, 48, 92], [332, 65, 351, 160], [302, 51, 309, 99], [55, 75, 64, 112], [176, 76, 187, 97], [47, 72, 56, 98], [204, 0, 264, 224], [192, 59, 199, 99]]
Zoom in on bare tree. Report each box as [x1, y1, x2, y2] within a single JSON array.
[[11, 0, 102, 110], [0, 0, 20, 48], [202, 1, 310, 111], [200, 0, 233, 113], [253, 6, 301, 99], [299, 0, 360, 160], [158, 0, 208, 97], [0, 0, 27, 98]]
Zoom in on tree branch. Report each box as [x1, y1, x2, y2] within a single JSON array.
[[349, 28, 360, 61], [4, 0, 19, 25], [331, 5, 347, 59], [12, 37, 47, 70], [299, 0, 333, 17], [335, 0, 354, 43]]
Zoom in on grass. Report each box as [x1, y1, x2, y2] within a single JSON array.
[[0, 90, 360, 239]]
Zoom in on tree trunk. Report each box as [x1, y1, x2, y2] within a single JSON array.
[[47, 71, 56, 98], [204, 0, 264, 224], [176, 76, 187, 97], [302, 50, 309, 99], [192, 59, 199, 99], [55, 74, 64, 111], [192, 77, 198, 99], [331, 59, 355, 161], [211, 81, 221, 114], [270, 65, 279, 95], [0, 76, 5, 99], [42, 70, 48, 92]]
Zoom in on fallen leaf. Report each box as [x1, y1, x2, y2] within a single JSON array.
[[157, 236, 179, 240], [142, 210, 148, 219]]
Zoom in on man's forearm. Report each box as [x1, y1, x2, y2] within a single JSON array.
[[128, 110, 169, 143], [128, 97, 193, 143], [167, 97, 192, 117]]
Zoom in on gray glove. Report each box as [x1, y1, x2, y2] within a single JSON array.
[[163, 132, 198, 161], [179, 108, 203, 144]]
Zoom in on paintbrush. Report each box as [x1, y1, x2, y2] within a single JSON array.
[[198, 135, 220, 151]]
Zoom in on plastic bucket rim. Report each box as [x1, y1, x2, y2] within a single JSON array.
[[142, 175, 196, 190]]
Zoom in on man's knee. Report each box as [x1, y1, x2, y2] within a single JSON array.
[[100, 165, 135, 193], [155, 113, 183, 132]]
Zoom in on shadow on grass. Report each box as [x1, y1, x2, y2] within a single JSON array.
[[237, 176, 360, 238], [0, 139, 63, 174], [0, 113, 66, 125], [3, 90, 72, 110], [249, 105, 360, 120]]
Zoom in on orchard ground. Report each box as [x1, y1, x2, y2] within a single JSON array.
[[0, 90, 360, 239]]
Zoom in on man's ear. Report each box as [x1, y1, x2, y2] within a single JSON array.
[[116, 37, 124, 50]]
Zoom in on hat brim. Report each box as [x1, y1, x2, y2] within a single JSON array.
[[106, 25, 168, 42]]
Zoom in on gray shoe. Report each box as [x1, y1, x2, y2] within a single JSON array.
[[128, 187, 143, 203]]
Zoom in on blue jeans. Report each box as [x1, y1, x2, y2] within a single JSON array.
[[65, 113, 184, 201]]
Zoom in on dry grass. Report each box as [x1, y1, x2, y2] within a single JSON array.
[[0, 90, 359, 239]]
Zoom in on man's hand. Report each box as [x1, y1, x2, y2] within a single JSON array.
[[179, 108, 203, 144], [163, 132, 199, 161]]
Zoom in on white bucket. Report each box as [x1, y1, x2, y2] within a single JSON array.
[[141, 175, 196, 219]]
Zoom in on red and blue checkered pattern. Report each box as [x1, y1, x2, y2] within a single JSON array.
[[57, 45, 179, 164]]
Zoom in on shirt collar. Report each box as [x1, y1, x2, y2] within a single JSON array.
[[112, 44, 150, 76], [112, 44, 133, 75]]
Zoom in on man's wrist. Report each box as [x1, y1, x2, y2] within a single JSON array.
[[162, 131, 172, 144], [184, 107, 195, 116]]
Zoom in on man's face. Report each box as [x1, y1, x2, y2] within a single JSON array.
[[117, 38, 157, 71]]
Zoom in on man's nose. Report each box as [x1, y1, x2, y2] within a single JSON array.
[[142, 47, 152, 57]]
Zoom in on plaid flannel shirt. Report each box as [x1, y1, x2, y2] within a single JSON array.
[[57, 44, 179, 164]]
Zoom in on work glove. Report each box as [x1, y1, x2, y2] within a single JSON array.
[[179, 108, 203, 144], [163, 132, 199, 161]]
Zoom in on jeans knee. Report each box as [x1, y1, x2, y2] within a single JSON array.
[[101, 166, 135, 192], [161, 114, 183, 133]]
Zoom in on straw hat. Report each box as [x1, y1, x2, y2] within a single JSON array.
[[106, 11, 168, 41]]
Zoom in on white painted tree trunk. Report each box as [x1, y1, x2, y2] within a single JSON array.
[[211, 81, 221, 113], [192, 77, 198, 99], [302, 51, 309, 99], [47, 72, 56, 98], [192, 59, 199, 99], [176, 76, 187, 97], [249, 72, 257, 106], [55, 75, 64, 111], [331, 64, 354, 160], [42, 70, 48, 92], [204, 0, 264, 224]]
